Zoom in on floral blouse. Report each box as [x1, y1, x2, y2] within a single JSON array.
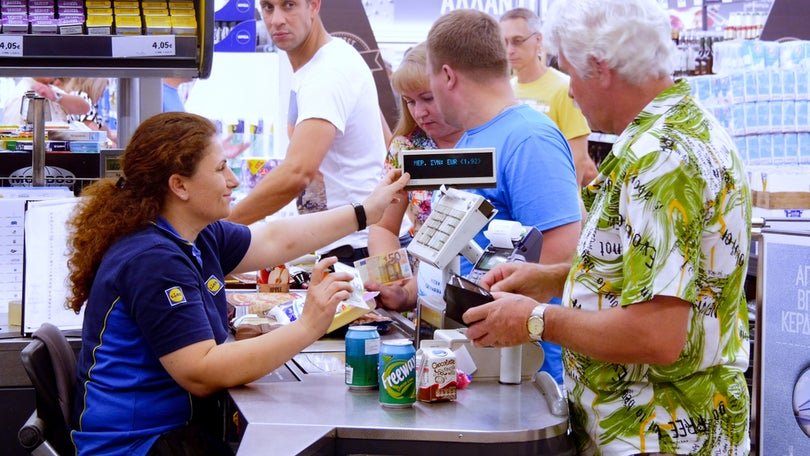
[[386, 128, 436, 236]]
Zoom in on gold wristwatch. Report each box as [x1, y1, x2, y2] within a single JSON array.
[[527, 303, 550, 341]]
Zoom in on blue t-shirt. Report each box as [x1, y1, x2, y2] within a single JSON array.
[[162, 83, 186, 112], [458, 104, 580, 271], [457, 104, 581, 383], [72, 219, 250, 455]]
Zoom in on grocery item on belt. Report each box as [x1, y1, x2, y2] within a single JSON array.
[[417, 347, 457, 402], [345, 326, 380, 390], [379, 339, 416, 408]]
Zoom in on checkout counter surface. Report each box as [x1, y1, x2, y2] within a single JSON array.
[[228, 338, 574, 456]]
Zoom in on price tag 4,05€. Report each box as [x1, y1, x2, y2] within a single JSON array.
[[111, 35, 176, 58], [0, 36, 23, 57]]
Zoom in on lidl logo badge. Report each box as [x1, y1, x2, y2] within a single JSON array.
[[165, 286, 187, 306], [206, 276, 223, 295]]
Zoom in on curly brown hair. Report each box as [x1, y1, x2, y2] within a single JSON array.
[[66, 112, 218, 312]]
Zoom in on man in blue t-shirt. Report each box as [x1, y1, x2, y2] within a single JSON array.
[[426, 10, 581, 383], [161, 78, 191, 112]]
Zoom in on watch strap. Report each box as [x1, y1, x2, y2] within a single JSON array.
[[352, 202, 366, 231], [528, 303, 550, 341]]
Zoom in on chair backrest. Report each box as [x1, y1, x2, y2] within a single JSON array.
[[20, 323, 77, 455]]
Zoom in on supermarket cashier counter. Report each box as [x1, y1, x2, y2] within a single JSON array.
[[225, 307, 574, 456]]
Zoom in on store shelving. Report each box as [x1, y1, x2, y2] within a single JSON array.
[[0, 1, 214, 78]]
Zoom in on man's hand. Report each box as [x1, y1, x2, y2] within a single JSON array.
[[222, 134, 252, 159], [463, 292, 538, 347], [365, 279, 415, 312], [479, 262, 568, 303]]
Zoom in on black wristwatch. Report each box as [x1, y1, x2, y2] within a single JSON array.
[[352, 202, 366, 231]]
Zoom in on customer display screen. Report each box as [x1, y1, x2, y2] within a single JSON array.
[[400, 148, 496, 190], [475, 249, 510, 272]]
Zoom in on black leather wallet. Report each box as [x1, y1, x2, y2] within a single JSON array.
[[443, 274, 493, 325]]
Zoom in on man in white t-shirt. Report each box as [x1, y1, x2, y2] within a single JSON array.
[[228, 0, 386, 264]]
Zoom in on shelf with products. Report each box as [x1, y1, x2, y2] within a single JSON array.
[[702, 0, 759, 5], [0, 35, 204, 77], [0, 0, 214, 78]]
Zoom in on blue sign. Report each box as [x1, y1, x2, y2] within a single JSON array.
[[760, 231, 810, 455]]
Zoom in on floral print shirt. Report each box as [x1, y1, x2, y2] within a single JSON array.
[[564, 79, 752, 455]]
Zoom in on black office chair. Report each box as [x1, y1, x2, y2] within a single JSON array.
[[18, 323, 77, 456]]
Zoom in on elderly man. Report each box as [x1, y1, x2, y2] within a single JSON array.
[[464, 1, 752, 455]]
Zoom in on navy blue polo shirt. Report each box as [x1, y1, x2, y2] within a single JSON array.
[[72, 218, 250, 455]]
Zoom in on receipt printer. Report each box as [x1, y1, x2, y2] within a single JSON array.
[[466, 220, 543, 284]]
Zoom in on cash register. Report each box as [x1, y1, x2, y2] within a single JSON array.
[[401, 149, 548, 385]]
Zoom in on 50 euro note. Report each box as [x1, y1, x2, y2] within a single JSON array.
[[354, 248, 413, 285]]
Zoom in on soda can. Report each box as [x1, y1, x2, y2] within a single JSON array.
[[378, 339, 417, 408], [345, 326, 380, 390]]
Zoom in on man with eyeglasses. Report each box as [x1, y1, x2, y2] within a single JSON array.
[[500, 8, 597, 188]]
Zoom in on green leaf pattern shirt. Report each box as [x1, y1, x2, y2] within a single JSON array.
[[564, 79, 752, 455]]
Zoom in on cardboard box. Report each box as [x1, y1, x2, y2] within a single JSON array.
[[752, 190, 810, 209], [68, 141, 102, 153]]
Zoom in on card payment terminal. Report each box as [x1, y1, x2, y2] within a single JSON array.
[[466, 221, 543, 284]]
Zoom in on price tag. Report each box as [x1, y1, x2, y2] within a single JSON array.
[[111, 35, 176, 58], [0, 36, 23, 57]]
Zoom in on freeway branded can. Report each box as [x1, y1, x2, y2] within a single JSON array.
[[345, 326, 380, 390], [378, 339, 416, 408]]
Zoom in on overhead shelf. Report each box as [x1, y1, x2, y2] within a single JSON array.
[[0, 35, 205, 78], [0, 1, 214, 78]]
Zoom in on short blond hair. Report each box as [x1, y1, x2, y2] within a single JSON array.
[[427, 9, 509, 82]]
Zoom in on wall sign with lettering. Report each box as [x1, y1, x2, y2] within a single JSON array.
[[759, 230, 810, 454]]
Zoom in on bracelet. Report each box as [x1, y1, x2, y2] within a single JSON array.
[[50, 85, 64, 103], [352, 202, 366, 231]]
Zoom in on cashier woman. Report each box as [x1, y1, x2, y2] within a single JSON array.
[[65, 112, 409, 455]]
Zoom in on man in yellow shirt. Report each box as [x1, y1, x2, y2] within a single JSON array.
[[500, 8, 597, 187]]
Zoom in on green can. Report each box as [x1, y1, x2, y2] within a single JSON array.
[[378, 339, 416, 408]]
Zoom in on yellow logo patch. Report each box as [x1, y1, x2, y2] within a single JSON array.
[[206, 276, 223, 295], [165, 286, 187, 306]]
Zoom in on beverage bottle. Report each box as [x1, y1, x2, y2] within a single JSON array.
[[687, 31, 698, 76], [672, 29, 684, 77], [254, 119, 265, 157], [705, 35, 714, 75], [695, 34, 707, 75]]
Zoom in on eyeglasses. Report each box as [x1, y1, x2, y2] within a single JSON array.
[[504, 32, 537, 48]]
